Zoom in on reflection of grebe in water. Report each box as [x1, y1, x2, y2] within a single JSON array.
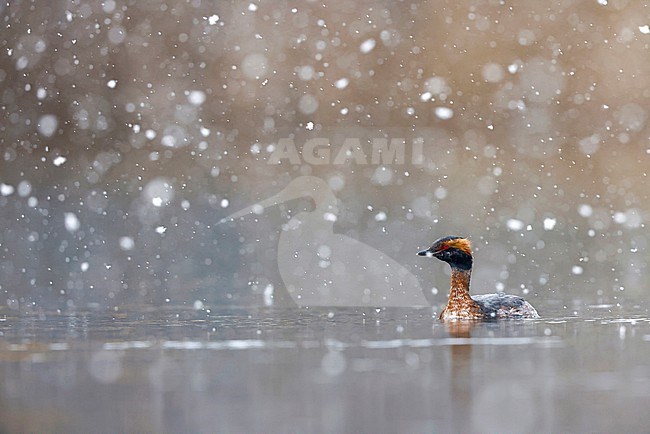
[[418, 236, 540, 320]]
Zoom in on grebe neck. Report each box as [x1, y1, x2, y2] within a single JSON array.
[[449, 267, 473, 302], [439, 266, 483, 320]]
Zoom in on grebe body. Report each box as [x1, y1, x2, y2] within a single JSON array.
[[418, 236, 539, 320]]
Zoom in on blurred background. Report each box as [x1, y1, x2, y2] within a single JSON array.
[[1, 0, 649, 312]]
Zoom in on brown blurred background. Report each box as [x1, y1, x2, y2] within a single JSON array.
[[0, 0, 648, 311]]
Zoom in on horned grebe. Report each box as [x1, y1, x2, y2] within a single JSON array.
[[418, 236, 539, 320]]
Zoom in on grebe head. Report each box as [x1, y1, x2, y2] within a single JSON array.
[[417, 235, 473, 270]]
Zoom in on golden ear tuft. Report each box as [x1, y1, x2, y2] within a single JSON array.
[[446, 238, 472, 256]]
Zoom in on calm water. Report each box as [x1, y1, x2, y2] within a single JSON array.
[[2, 302, 650, 433]]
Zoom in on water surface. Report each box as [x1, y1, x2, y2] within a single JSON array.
[[2, 303, 650, 432]]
